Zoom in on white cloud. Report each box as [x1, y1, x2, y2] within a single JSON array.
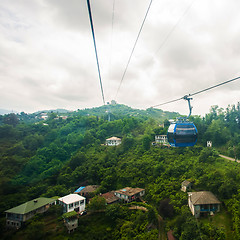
[[0, 0, 239, 115]]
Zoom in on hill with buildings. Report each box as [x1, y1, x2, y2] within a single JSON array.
[[0, 103, 240, 239]]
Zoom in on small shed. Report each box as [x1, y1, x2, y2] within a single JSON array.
[[207, 141, 212, 147], [63, 211, 78, 233], [181, 180, 192, 192]]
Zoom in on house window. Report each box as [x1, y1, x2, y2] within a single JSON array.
[[69, 203, 73, 209], [75, 202, 79, 207], [200, 204, 208, 210], [80, 200, 84, 205]]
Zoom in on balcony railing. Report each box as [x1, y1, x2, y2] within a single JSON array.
[[200, 208, 217, 212]]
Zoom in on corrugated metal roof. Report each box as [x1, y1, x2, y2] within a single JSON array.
[[101, 191, 119, 204], [188, 191, 221, 205], [5, 197, 55, 214], [79, 185, 99, 193], [74, 186, 86, 193], [58, 194, 85, 204], [182, 180, 191, 186], [115, 187, 145, 197]]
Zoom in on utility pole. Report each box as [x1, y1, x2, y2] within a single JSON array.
[[234, 146, 237, 162]]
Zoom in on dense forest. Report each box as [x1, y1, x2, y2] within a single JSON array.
[[1, 103, 240, 240]]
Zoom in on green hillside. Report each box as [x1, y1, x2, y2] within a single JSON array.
[[0, 103, 240, 239]]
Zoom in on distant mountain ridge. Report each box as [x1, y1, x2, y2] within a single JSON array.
[[72, 104, 180, 121], [0, 109, 18, 115], [1, 104, 179, 121], [34, 109, 70, 114]]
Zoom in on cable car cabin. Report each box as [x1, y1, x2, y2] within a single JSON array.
[[167, 122, 198, 147]]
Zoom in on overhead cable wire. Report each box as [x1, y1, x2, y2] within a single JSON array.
[[151, 97, 183, 108], [151, 75, 240, 108], [86, 0, 105, 105], [108, 0, 116, 100], [111, 0, 116, 32], [115, 0, 153, 100], [155, 0, 196, 55], [188, 76, 240, 97]]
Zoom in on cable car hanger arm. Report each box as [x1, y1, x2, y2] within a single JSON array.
[[183, 95, 192, 118]]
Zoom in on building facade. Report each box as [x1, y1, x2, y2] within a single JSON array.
[[114, 187, 145, 202], [155, 135, 168, 144], [207, 141, 212, 147], [106, 137, 122, 146], [188, 191, 221, 218], [101, 191, 119, 204], [63, 211, 78, 233], [58, 194, 86, 213], [181, 180, 192, 192], [74, 185, 100, 197], [5, 197, 55, 229]]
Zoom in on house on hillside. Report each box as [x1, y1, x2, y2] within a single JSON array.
[[106, 137, 121, 146], [40, 113, 48, 120], [114, 187, 145, 202], [60, 116, 68, 120], [207, 141, 212, 147], [74, 185, 100, 198], [58, 194, 86, 213], [5, 197, 56, 229], [155, 135, 168, 144], [62, 211, 78, 233], [181, 180, 192, 192], [188, 191, 221, 218], [74, 186, 86, 194], [101, 191, 119, 204]]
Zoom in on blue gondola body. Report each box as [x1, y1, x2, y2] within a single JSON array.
[[167, 121, 198, 147]]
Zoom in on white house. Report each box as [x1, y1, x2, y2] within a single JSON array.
[[40, 115, 48, 120], [155, 135, 168, 144], [58, 194, 86, 213], [207, 141, 212, 147], [188, 191, 221, 218], [106, 137, 121, 146]]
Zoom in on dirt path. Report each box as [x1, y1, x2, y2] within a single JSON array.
[[128, 206, 148, 211], [128, 205, 166, 239], [158, 215, 167, 240], [219, 154, 240, 163]]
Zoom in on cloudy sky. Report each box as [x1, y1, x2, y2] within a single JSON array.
[[0, 0, 240, 116]]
